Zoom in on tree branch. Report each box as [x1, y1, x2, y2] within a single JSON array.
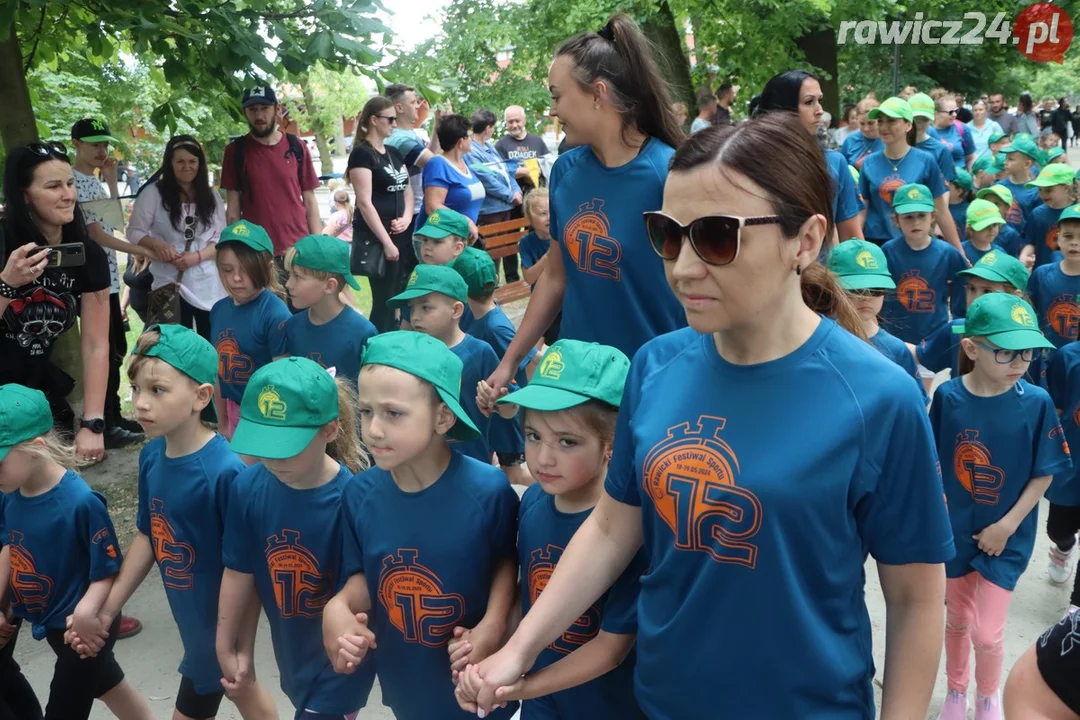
[[21, 5, 47, 68]]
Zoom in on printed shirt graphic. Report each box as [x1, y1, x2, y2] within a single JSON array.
[[994, 178, 1041, 237], [4, 471, 122, 638], [604, 322, 953, 719], [858, 148, 947, 241], [1038, 610, 1080, 664], [825, 149, 864, 224], [222, 463, 374, 714], [869, 328, 929, 405], [916, 136, 958, 183], [346, 143, 408, 227], [210, 289, 291, 402], [342, 453, 519, 720], [136, 435, 243, 694], [840, 131, 883, 170], [880, 237, 968, 344], [1026, 204, 1066, 269], [930, 378, 1071, 590], [73, 169, 120, 293], [1047, 341, 1080, 506], [274, 307, 376, 387], [549, 140, 687, 359], [518, 484, 646, 719], [1028, 262, 1080, 349]]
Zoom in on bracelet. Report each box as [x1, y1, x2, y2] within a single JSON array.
[[196, 249, 203, 263], [0, 280, 17, 299]]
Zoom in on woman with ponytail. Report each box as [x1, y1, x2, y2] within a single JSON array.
[[461, 113, 953, 719]]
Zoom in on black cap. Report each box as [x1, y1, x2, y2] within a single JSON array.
[[242, 87, 278, 108], [71, 118, 119, 143]]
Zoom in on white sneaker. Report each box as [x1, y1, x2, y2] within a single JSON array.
[[937, 690, 968, 720], [1049, 540, 1077, 585]]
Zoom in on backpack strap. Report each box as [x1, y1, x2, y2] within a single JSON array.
[[285, 133, 305, 188]]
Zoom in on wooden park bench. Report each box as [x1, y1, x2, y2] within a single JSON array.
[[480, 216, 533, 304]]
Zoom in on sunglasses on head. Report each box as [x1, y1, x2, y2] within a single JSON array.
[[643, 211, 781, 266], [26, 142, 68, 159]]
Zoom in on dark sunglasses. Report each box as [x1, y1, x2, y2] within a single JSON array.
[[848, 288, 887, 298], [183, 215, 195, 240], [27, 141, 68, 158], [377, 115, 398, 123], [941, 109, 958, 116], [643, 211, 781, 266]]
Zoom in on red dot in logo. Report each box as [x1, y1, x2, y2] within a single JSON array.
[[1013, 3, 1073, 63]]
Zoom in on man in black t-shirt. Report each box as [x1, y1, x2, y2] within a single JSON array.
[[494, 105, 550, 284]]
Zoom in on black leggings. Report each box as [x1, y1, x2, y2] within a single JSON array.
[[1047, 502, 1080, 606], [361, 223, 415, 334], [43, 615, 124, 720], [105, 292, 127, 429], [179, 298, 212, 342], [0, 620, 43, 720]]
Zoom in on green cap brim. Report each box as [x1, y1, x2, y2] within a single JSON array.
[[79, 135, 119, 144], [497, 384, 592, 412], [911, 109, 934, 120], [386, 288, 461, 309], [343, 275, 361, 290], [868, 107, 906, 120], [415, 225, 453, 240], [229, 421, 320, 459], [958, 266, 1012, 284], [837, 274, 896, 291], [218, 236, 271, 255], [894, 202, 936, 214], [1026, 177, 1064, 188], [968, 218, 1005, 231], [982, 328, 1056, 351], [435, 387, 481, 441]]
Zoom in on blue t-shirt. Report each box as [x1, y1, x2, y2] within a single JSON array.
[[928, 123, 975, 169], [995, 178, 1041, 236], [137, 434, 242, 693], [840, 130, 883, 170], [446, 333, 520, 460], [222, 463, 375, 715], [604, 321, 954, 719], [211, 289, 291, 403], [930, 378, 1071, 590], [519, 230, 550, 292], [881, 237, 968, 343], [341, 453, 520, 720], [917, 136, 957, 182], [950, 200, 969, 243], [1028, 262, 1080, 349], [825, 149, 864, 224], [870, 327, 929, 404], [858, 148, 947, 241], [518, 484, 646, 720], [917, 319, 964, 376], [1046, 341, 1080, 506], [4, 471, 122, 639], [1026, 204, 1067, 269], [996, 224, 1024, 257], [550, 140, 687, 359], [962, 240, 1003, 267], [418, 155, 486, 230], [274, 307, 377, 386]]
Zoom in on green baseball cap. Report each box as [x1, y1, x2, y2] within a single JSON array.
[[291, 234, 361, 290], [963, 294, 1054, 351], [953, 168, 974, 191], [0, 384, 54, 462], [826, 239, 896, 291], [497, 340, 629, 412], [988, 131, 1007, 145], [909, 93, 936, 120], [965, 199, 1005, 231], [219, 220, 273, 255], [132, 324, 219, 422], [451, 247, 497, 298], [416, 208, 471, 241], [988, 156, 1007, 175], [230, 357, 340, 459], [977, 185, 1014, 207], [1046, 147, 1066, 163], [1026, 163, 1076, 188], [360, 331, 480, 441], [957, 250, 1029, 291], [387, 264, 468, 309], [972, 155, 995, 176], [1000, 136, 1041, 162], [1059, 204, 1080, 223], [892, 183, 935, 214], [868, 97, 913, 123]]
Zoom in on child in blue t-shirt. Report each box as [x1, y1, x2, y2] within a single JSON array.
[[1044, 340, 1080, 613], [403, 209, 473, 331], [323, 331, 520, 720], [881, 183, 969, 343], [1023, 164, 1076, 269], [210, 220, 291, 440], [0, 384, 150, 719], [975, 185, 1025, 257], [219, 358, 375, 720], [1027, 206, 1080, 351], [995, 137, 1043, 236], [0, 492, 42, 720], [519, 188, 561, 347], [276, 234, 377, 386], [949, 169, 975, 243], [930, 294, 1070, 720], [962, 199, 1007, 266]]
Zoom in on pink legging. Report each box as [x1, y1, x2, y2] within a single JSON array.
[[223, 398, 241, 439], [945, 572, 1013, 696]]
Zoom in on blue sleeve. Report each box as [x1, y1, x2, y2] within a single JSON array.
[[599, 549, 645, 635], [214, 455, 243, 532], [264, 296, 291, 353], [834, 158, 861, 223], [486, 479, 519, 562], [136, 448, 151, 537], [271, 317, 290, 357], [605, 357, 643, 506], [83, 491, 123, 581], [1033, 393, 1073, 478], [386, 132, 424, 166], [1047, 348, 1070, 409], [858, 165, 871, 207], [917, 323, 955, 373], [1028, 269, 1043, 315], [893, 343, 929, 405], [221, 473, 252, 573], [925, 158, 947, 197], [961, 125, 976, 156], [340, 478, 366, 579], [422, 156, 453, 189], [548, 164, 563, 244], [466, 150, 515, 203]]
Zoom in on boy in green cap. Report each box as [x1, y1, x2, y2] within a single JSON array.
[[1023, 163, 1078, 269], [987, 130, 1008, 159], [1045, 147, 1068, 165], [324, 331, 520, 720], [972, 156, 997, 189], [401, 207, 472, 331], [275, 234, 377, 387], [963, 199, 1008, 265], [948, 168, 975, 243], [1027, 204, 1080, 352], [975, 185, 1024, 258], [995, 136, 1043, 235]]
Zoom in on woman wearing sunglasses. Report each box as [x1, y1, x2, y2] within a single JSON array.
[[125, 135, 227, 341], [459, 113, 953, 719], [930, 95, 976, 172], [0, 143, 112, 465]]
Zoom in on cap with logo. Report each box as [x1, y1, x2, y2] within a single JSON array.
[[0, 384, 54, 462], [953, 168, 974, 191], [892, 183, 935, 214], [1026, 163, 1077, 188], [1045, 147, 1066, 162], [415, 209, 471, 241], [131, 324, 219, 422], [972, 155, 995, 176], [965, 199, 1006, 231], [291, 235, 361, 290], [987, 131, 1007, 145], [452, 247, 498, 298], [497, 340, 629, 412], [868, 97, 913, 123], [1000, 136, 1042, 163], [360, 332, 480, 441], [963, 294, 1054, 351], [218, 220, 274, 255], [976, 185, 1014, 208], [242, 87, 278, 109], [71, 118, 120, 144], [1059, 204, 1080, 224], [826, 239, 896, 291], [387, 264, 468, 309], [987, 156, 1007, 176], [230, 357, 340, 459], [957, 250, 1029, 292], [908, 93, 936, 120]]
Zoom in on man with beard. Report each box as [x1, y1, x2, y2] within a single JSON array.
[[988, 92, 1020, 136], [221, 87, 321, 286]]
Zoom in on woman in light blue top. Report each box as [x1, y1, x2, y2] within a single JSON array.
[[967, 100, 1005, 160]]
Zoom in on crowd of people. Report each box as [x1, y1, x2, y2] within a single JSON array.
[[1, 11, 1080, 720]]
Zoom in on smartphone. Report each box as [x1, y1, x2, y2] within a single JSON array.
[[45, 243, 86, 268]]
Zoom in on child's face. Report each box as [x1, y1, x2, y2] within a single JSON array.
[[1020, 244, 1036, 270], [986, 196, 1011, 217], [357, 365, 455, 470], [261, 424, 337, 486], [0, 444, 39, 493], [1058, 222, 1080, 259], [420, 235, 466, 265], [217, 247, 258, 304], [858, 113, 879, 139], [974, 170, 991, 189], [968, 224, 1000, 247], [896, 211, 933, 241], [948, 183, 964, 201], [528, 198, 550, 237], [965, 277, 1015, 306], [286, 266, 333, 310], [1004, 153, 1032, 177], [523, 409, 608, 498], [844, 289, 885, 323], [962, 336, 1031, 386], [407, 293, 462, 339], [130, 358, 210, 439], [1040, 184, 1073, 207]]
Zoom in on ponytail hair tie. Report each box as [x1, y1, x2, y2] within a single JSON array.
[[597, 23, 615, 42]]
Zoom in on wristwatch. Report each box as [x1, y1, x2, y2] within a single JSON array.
[[80, 418, 106, 434]]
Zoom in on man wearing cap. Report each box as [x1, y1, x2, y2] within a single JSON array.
[[221, 87, 321, 289], [988, 93, 1020, 137]]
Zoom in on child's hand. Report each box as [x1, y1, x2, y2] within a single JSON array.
[[974, 519, 1017, 557], [493, 400, 519, 421], [0, 610, 15, 649], [220, 649, 256, 698], [448, 619, 505, 678], [329, 612, 376, 674], [68, 610, 110, 657], [477, 379, 510, 417]]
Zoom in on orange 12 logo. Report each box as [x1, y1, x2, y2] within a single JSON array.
[[897, 270, 936, 313], [216, 330, 255, 385], [529, 544, 601, 654], [7, 530, 53, 613], [1048, 295, 1080, 341], [642, 415, 762, 568], [149, 499, 195, 590], [563, 200, 622, 281], [953, 430, 1005, 505], [264, 529, 333, 617], [378, 549, 464, 646]]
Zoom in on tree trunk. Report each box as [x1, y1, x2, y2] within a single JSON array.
[[642, 0, 695, 118], [0, 19, 39, 151], [334, 116, 347, 158], [795, 24, 840, 120], [300, 83, 333, 175]]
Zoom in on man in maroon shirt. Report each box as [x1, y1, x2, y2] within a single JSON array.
[[221, 87, 322, 267]]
